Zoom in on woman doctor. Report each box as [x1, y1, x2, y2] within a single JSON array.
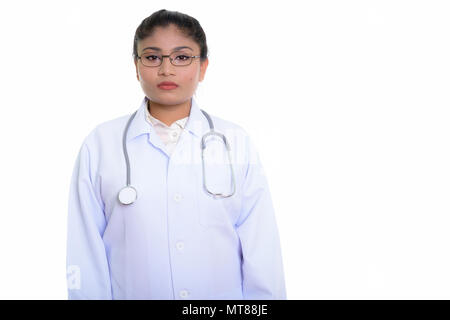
[[66, 9, 286, 300]]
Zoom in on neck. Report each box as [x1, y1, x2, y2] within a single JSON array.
[[147, 98, 191, 126]]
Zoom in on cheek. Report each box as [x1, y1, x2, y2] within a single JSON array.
[[187, 71, 200, 82], [180, 73, 195, 84], [140, 71, 156, 82], [186, 67, 200, 78]]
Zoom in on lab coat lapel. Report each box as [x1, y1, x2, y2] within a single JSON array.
[[184, 96, 209, 138], [126, 96, 209, 157], [147, 127, 169, 155]]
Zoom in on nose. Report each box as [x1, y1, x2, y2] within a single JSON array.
[[158, 56, 175, 75]]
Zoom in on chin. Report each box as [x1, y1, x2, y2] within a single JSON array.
[[149, 95, 190, 106]]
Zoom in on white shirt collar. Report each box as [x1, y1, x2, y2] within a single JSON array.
[[145, 102, 189, 129], [126, 95, 208, 142]]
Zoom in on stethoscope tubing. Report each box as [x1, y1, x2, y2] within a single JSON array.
[[118, 106, 235, 205]]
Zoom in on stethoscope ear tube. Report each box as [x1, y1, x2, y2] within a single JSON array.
[[200, 129, 236, 199], [201, 131, 231, 151]]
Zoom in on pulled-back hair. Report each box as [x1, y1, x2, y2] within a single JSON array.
[[133, 9, 208, 63]]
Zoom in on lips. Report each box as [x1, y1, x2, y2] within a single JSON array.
[[158, 81, 178, 88]]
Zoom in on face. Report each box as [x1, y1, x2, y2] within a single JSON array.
[[134, 24, 208, 106]]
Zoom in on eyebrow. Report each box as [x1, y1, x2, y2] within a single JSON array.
[[141, 46, 193, 52]]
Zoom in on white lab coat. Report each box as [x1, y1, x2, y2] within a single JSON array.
[[66, 96, 286, 299]]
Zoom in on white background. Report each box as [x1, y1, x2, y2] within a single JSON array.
[[0, 0, 449, 299]]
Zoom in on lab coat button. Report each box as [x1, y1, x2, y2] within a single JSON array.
[[174, 193, 182, 202], [179, 290, 189, 298], [176, 241, 184, 251]]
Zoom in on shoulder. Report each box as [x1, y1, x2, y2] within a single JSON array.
[[200, 111, 259, 166], [201, 111, 249, 139], [81, 113, 131, 151]]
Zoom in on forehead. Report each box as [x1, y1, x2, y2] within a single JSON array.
[[138, 24, 199, 52]]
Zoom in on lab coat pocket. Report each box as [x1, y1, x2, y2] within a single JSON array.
[[198, 193, 233, 228], [197, 168, 239, 228]]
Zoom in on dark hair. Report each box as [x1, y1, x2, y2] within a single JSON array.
[[133, 9, 208, 63]]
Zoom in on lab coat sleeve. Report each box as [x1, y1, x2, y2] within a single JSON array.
[[235, 135, 287, 300], [66, 142, 112, 299]]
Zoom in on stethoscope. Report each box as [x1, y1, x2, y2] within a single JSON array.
[[118, 107, 236, 205]]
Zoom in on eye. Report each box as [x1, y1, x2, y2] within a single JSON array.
[[175, 54, 189, 61], [144, 55, 159, 61]]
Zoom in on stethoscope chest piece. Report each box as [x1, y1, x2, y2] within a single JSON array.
[[118, 185, 137, 205]]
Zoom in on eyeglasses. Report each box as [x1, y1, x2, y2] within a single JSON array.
[[137, 51, 201, 67]]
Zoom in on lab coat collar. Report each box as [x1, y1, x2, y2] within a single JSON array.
[[126, 95, 207, 141]]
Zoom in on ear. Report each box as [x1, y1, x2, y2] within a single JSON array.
[[134, 59, 140, 81], [199, 58, 209, 82]]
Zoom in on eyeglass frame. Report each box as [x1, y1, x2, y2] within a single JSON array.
[[136, 51, 201, 67]]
